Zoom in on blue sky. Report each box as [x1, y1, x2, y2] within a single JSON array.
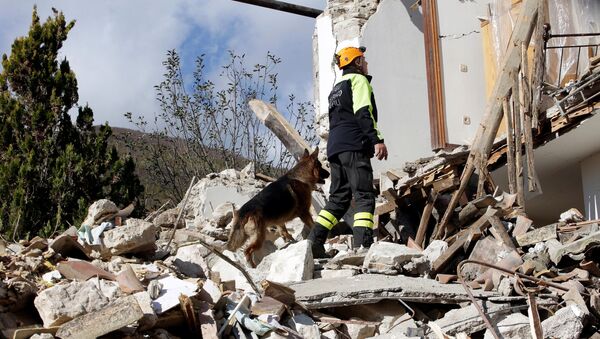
[[0, 0, 324, 128]]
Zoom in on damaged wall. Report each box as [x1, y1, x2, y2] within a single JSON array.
[[313, 0, 490, 174]]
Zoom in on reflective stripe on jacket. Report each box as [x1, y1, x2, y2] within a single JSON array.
[[327, 69, 383, 159]]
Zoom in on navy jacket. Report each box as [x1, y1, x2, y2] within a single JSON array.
[[327, 69, 384, 159]]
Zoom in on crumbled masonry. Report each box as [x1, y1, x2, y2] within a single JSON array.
[[2, 157, 600, 338]]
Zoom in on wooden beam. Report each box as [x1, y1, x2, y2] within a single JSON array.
[[433, 208, 497, 273], [249, 99, 312, 160], [422, 0, 447, 150], [231, 0, 322, 18], [520, 42, 541, 193], [513, 79, 525, 208], [488, 215, 516, 249], [416, 189, 439, 247], [436, 0, 539, 238], [504, 97, 517, 194], [530, 0, 548, 128]]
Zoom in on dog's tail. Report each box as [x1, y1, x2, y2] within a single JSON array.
[[227, 209, 247, 251]]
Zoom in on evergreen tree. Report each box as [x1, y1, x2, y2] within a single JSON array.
[[0, 7, 143, 238]]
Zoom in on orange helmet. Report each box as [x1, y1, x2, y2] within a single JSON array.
[[334, 46, 366, 69]]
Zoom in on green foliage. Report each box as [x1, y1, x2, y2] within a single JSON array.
[[0, 7, 143, 239], [124, 50, 316, 206]]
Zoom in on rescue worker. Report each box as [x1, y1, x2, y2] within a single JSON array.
[[308, 46, 388, 257]]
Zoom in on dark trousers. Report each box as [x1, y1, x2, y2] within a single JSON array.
[[311, 150, 375, 248], [324, 151, 375, 219]]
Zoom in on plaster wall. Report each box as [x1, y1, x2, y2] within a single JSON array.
[[361, 0, 430, 175], [437, 1, 488, 146], [581, 152, 600, 220]]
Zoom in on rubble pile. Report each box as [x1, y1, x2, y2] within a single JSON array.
[[1, 159, 600, 339]]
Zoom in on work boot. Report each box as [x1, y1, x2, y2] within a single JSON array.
[[353, 226, 374, 249], [307, 224, 330, 258]]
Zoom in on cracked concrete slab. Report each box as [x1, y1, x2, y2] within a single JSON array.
[[289, 274, 497, 309]]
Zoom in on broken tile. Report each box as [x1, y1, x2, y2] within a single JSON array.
[[549, 230, 600, 264], [513, 215, 533, 237], [56, 259, 115, 281]]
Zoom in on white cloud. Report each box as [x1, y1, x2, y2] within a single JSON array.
[[0, 0, 325, 128]]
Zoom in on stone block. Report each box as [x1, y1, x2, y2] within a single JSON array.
[[133, 291, 158, 330], [34, 280, 110, 327], [266, 240, 313, 284], [56, 295, 144, 339], [172, 245, 209, 278], [286, 313, 320, 338], [103, 219, 157, 255], [433, 301, 512, 335], [344, 321, 377, 339], [516, 224, 557, 247], [83, 199, 118, 226], [363, 242, 422, 271], [423, 240, 448, 263], [212, 202, 234, 228], [541, 304, 587, 339], [153, 208, 184, 229]]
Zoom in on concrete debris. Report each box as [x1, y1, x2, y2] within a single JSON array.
[[286, 313, 320, 338], [363, 242, 423, 273], [103, 218, 158, 255], [4, 148, 600, 338], [515, 223, 557, 247], [432, 301, 512, 335], [559, 208, 586, 223], [266, 240, 314, 284], [56, 295, 144, 339], [153, 208, 185, 229], [541, 304, 588, 339], [171, 244, 210, 278], [343, 321, 377, 339], [211, 202, 235, 228], [482, 313, 530, 339], [290, 274, 496, 309]]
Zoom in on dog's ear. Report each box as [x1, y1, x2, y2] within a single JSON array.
[[303, 148, 310, 158], [311, 147, 319, 159]]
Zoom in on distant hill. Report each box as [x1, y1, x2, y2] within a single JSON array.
[[108, 127, 189, 210], [107, 127, 256, 210]]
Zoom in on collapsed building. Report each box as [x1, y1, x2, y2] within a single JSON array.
[[2, 0, 600, 338]]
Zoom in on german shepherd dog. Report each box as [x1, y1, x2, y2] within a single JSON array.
[[227, 148, 329, 267]]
